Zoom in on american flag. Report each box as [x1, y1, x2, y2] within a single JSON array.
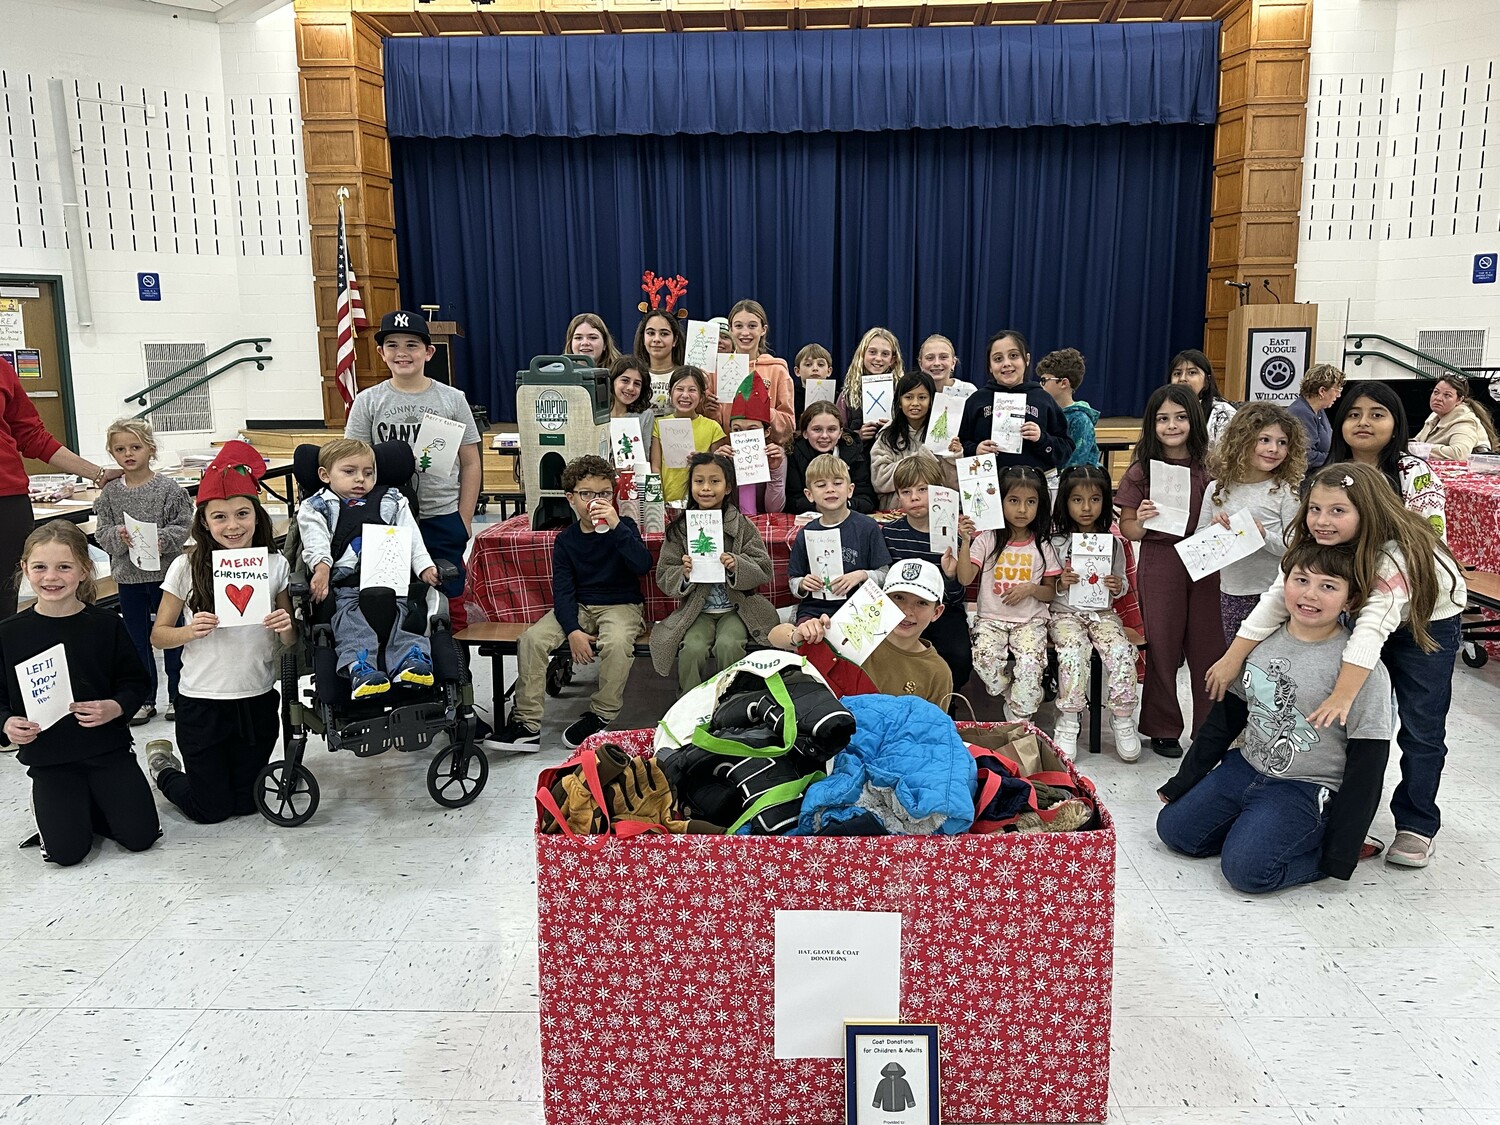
[[334, 195, 369, 411]]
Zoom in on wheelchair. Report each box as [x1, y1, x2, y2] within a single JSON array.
[[253, 441, 489, 827]]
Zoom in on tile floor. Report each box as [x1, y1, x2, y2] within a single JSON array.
[[2, 538, 1499, 1122]]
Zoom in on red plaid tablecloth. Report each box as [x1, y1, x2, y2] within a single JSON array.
[[465, 513, 804, 625]]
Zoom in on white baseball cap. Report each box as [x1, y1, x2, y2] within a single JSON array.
[[883, 559, 945, 603]]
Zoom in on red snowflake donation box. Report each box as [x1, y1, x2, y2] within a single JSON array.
[[536, 729, 1115, 1125]]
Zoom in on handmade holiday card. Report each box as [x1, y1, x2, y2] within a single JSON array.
[[716, 353, 749, 404], [359, 525, 414, 591], [957, 455, 1004, 532], [825, 579, 904, 666], [925, 394, 961, 456], [1142, 460, 1193, 537], [927, 486, 959, 556], [686, 509, 725, 583], [124, 513, 159, 572], [212, 547, 271, 627], [862, 377, 894, 425], [1067, 532, 1114, 610], [684, 319, 717, 370], [1175, 507, 1265, 582], [610, 418, 649, 471], [657, 418, 696, 470], [991, 392, 1026, 454], [413, 413, 466, 477], [804, 528, 846, 599], [17, 642, 73, 731], [804, 378, 837, 407], [731, 428, 771, 485]]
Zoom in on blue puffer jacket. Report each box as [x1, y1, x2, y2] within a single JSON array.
[[796, 695, 977, 835]]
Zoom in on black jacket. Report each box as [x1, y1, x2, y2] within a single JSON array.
[[957, 377, 1073, 470], [1158, 693, 1389, 881], [784, 436, 878, 515]]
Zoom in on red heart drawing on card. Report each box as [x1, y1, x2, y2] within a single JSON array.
[[225, 584, 255, 616]]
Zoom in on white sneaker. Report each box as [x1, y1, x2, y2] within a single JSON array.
[[1053, 712, 1081, 758], [1109, 714, 1142, 762]]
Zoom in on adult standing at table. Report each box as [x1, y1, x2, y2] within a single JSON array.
[[1287, 362, 1345, 471], [0, 355, 123, 617], [1413, 373, 1498, 461]]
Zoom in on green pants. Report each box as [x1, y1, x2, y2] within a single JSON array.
[[514, 602, 644, 727], [677, 610, 749, 692]]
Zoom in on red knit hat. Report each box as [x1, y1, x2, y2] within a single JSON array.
[[196, 440, 266, 503], [730, 374, 771, 426]]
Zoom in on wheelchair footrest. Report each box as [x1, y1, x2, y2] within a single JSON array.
[[331, 701, 454, 757]]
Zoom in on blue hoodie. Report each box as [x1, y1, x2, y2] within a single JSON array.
[[1063, 400, 1101, 468]]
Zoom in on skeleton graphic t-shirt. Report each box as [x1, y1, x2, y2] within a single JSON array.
[[1231, 626, 1392, 791]]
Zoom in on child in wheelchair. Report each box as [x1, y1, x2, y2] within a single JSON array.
[[295, 438, 440, 698]]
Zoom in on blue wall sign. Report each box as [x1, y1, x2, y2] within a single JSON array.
[[1475, 254, 1497, 285], [137, 273, 162, 301]]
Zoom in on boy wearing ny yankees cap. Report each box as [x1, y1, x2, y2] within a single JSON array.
[[345, 310, 483, 629]]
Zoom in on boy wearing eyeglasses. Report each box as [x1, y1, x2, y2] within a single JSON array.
[[494, 455, 653, 751], [1036, 349, 1100, 469]]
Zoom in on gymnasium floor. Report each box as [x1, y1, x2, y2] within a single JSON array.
[[1, 513, 1498, 1124]]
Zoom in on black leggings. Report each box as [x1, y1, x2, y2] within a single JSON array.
[[29, 750, 160, 867], [158, 691, 280, 823], [0, 494, 35, 618]]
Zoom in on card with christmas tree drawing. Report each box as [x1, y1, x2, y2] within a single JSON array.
[[684, 320, 717, 370], [413, 413, 467, 477], [685, 509, 725, 583], [925, 393, 961, 456], [1067, 532, 1114, 610], [826, 578, 903, 665], [610, 418, 649, 471], [715, 353, 749, 405], [957, 455, 1004, 532]]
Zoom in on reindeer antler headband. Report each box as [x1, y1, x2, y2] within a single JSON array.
[[638, 270, 690, 320]]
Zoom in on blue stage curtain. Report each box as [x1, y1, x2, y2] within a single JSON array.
[[384, 25, 1219, 140], [393, 123, 1211, 422]]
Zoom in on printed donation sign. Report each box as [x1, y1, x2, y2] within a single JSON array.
[[773, 909, 901, 1058], [212, 548, 271, 626]]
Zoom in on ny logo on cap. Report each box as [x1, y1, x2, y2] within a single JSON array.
[[902, 562, 922, 580], [394, 313, 410, 327]]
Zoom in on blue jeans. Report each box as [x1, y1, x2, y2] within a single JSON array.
[[117, 580, 182, 707], [1384, 613, 1461, 838], [1156, 750, 1330, 893]]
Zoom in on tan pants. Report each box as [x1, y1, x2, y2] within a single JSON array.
[[514, 603, 644, 727]]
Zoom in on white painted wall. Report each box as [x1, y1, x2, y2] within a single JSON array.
[[0, 0, 321, 458], [1297, 0, 1500, 373]]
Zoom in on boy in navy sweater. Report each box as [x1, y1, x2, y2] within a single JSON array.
[[495, 455, 653, 750]]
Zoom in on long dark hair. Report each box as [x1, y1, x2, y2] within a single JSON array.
[[1169, 348, 1226, 417], [985, 328, 1032, 381], [1328, 380, 1410, 497], [876, 371, 937, 455], [982, 465, 1052, 567], [188, 495, 277, 615], [632, 311, 685, 370], [1132, 383, 1208, 466], [609, 355, 649, 416], [1052, 464, 1114, 536], [684, 451, 737, 510]]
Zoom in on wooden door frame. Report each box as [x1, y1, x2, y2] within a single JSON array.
[[0, 272, 78, 449]]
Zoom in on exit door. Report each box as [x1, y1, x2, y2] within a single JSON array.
[[0, 278, 73, 475]]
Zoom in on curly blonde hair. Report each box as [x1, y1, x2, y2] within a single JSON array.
[[1209, 401, 1308, 505]]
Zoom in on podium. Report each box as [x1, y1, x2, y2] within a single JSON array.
[[1225, 302, 1318, 403], [425, 319, 464, 386]]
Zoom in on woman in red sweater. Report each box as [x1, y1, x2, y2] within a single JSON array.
[[0, 356, 122, 615]]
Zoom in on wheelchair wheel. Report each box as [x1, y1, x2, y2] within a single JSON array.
[[255, 761, 320, 827], [427, 744, 489, 808], [1463, 641, 1489, 668], [545, 656, 571, 697]]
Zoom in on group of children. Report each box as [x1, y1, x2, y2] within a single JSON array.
[[0, 309, 485, 864]]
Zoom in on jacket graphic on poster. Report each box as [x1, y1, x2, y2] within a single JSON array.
[[873, 1061, 916, 1112]]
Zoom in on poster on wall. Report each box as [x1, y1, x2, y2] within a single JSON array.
[[1247, 327, 1310, 404], [0, 299, 25, 351]]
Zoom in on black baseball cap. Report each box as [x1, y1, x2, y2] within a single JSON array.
[[375, 310, 432, 345]]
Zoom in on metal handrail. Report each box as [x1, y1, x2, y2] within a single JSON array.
[[1342, 333, 1472, 382], [123, 337, 271, 406], [131, 354, 273, 420]]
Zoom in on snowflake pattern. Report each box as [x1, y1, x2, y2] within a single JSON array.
[[536, 726, 1114, 1125]]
